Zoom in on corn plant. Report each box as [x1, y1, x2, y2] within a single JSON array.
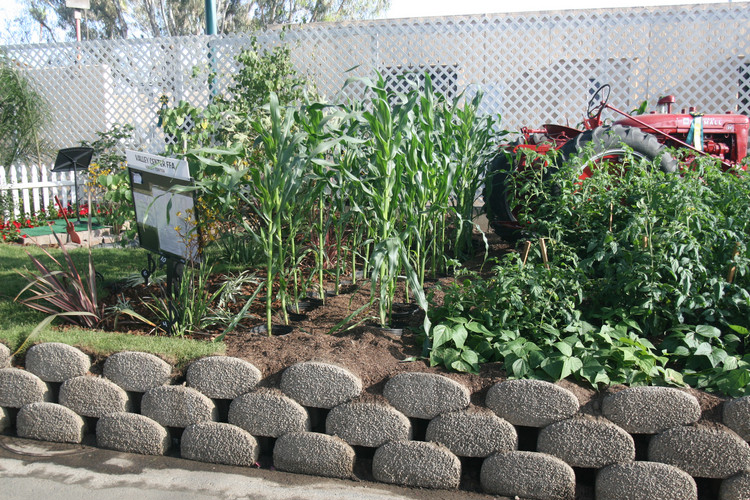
[[342, 74, 429, 327], [450, 88, 497, 260], [295, 101, 342, 302], [190, 94, 339, 334], [402, 74, 456, 284], [248, 93, 309, 331]]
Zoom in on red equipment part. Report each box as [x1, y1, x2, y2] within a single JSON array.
[[54, 196, 81, 245], [485, 83, 750, 241]]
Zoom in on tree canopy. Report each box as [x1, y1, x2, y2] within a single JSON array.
[[12, 0, 390, 41]]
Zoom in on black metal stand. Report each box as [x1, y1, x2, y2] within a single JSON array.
[[140, 253, 162, 286], [141, 253, 185, 336], [51, 147, 94, 224], [163, 258, 185, 335]]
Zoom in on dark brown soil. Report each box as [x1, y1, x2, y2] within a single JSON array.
[[96, 232, 727, 423]]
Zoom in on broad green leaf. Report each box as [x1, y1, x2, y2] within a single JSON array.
[[561, 357, 583, 379], [694, 342, 713, 357], [452, 324, 468, 349], [728, 325, 749, 336], [554, 341, 573, 357], [695, 325, 721, 339], [431, 324, 452, 350]]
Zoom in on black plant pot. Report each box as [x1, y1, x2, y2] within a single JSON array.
[[367, 321, 404, 337], [375, 325, 404, 336], [286, 299, 320, 321], [292, 298, 322, 312], [286, 311, 307, 322], [250, 324, 294, 336], [390, 302, 420, 327]]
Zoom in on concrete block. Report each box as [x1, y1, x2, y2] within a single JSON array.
[[649, 425, 750, 478], [537, 417, 635, 468], [25, 342, 91, 382], [97, 412, 170, 455], [103, 351, 172, 392], [602, 386, 701, 434], [186, 356, 261, 399], [181, 422, 259, 467], [596, 462, 697, 500], [141, 385, 217, 428], [723, 396, 750, 441], [0, 407, 9, 432], [326, 401, 411, 447], [485, 379, 579, 427], [228, 389, 309, 438], [720, 470, 750, 500], [426, 409, 517, 458], [0, 343, 10, 367], [0, 368, 52, 408], [383, 373, 470, 419], [273, 432, 354, 479], [16, 402, 86, 444], [59, 375, 132, 418], [372, 440, 461, 490], [480, 450, 576, 500], [280, 361, 362, 409]]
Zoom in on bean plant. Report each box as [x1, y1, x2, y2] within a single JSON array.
[[427, 152, 750, 396]]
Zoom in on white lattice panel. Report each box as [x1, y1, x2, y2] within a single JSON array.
[[1, 3, 748, 155]]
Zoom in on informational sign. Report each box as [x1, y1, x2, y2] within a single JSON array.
[[126, 150, 200, 262], [65, 0, 91, 9]]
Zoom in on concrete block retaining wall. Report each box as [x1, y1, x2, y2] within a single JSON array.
[[2, 342, 750, 500]]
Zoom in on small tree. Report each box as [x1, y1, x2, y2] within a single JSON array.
[[0, 52, 49, 173]]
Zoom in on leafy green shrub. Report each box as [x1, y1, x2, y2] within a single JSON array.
[[0, 52, 48, 168], [428, 153, 750, 396], [83, 124, 136, 241]]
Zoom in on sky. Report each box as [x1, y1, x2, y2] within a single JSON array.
[[0, 0, 738, 43]]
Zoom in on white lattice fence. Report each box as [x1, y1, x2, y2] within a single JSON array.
[[1, 3, 749, 157]]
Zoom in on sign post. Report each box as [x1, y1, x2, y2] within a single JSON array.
[[65, 0, 90, 42]]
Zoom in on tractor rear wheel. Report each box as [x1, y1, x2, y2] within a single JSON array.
[[485, 125, 678, 243], [557, 124, 678, 176], [485, 152, 523, 242]]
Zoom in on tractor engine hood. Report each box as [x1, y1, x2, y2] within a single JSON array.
[[614, 113, 749, 135]]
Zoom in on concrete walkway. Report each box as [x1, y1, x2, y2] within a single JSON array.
[[0, 435, 498, 500]]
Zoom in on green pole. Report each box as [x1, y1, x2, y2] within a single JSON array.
[[205, 0, 217, 95], [205, 0, 217, 35]]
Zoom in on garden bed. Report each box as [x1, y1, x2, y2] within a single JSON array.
[[92, 232, 726, 424]]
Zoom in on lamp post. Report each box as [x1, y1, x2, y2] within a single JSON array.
[[205, 0, 217, 35]]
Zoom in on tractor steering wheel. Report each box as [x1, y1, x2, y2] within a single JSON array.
[[587, 84, 611, 119]]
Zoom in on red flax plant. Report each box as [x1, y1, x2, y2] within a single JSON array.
[[15, 229, 100, 331]]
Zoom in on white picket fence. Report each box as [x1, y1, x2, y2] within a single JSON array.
[[0, 164, 78, 219]]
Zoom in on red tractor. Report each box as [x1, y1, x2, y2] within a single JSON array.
[[486, 84, 750, 241]]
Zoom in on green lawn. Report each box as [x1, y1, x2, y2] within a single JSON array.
[[0, 243, 224, 367]]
